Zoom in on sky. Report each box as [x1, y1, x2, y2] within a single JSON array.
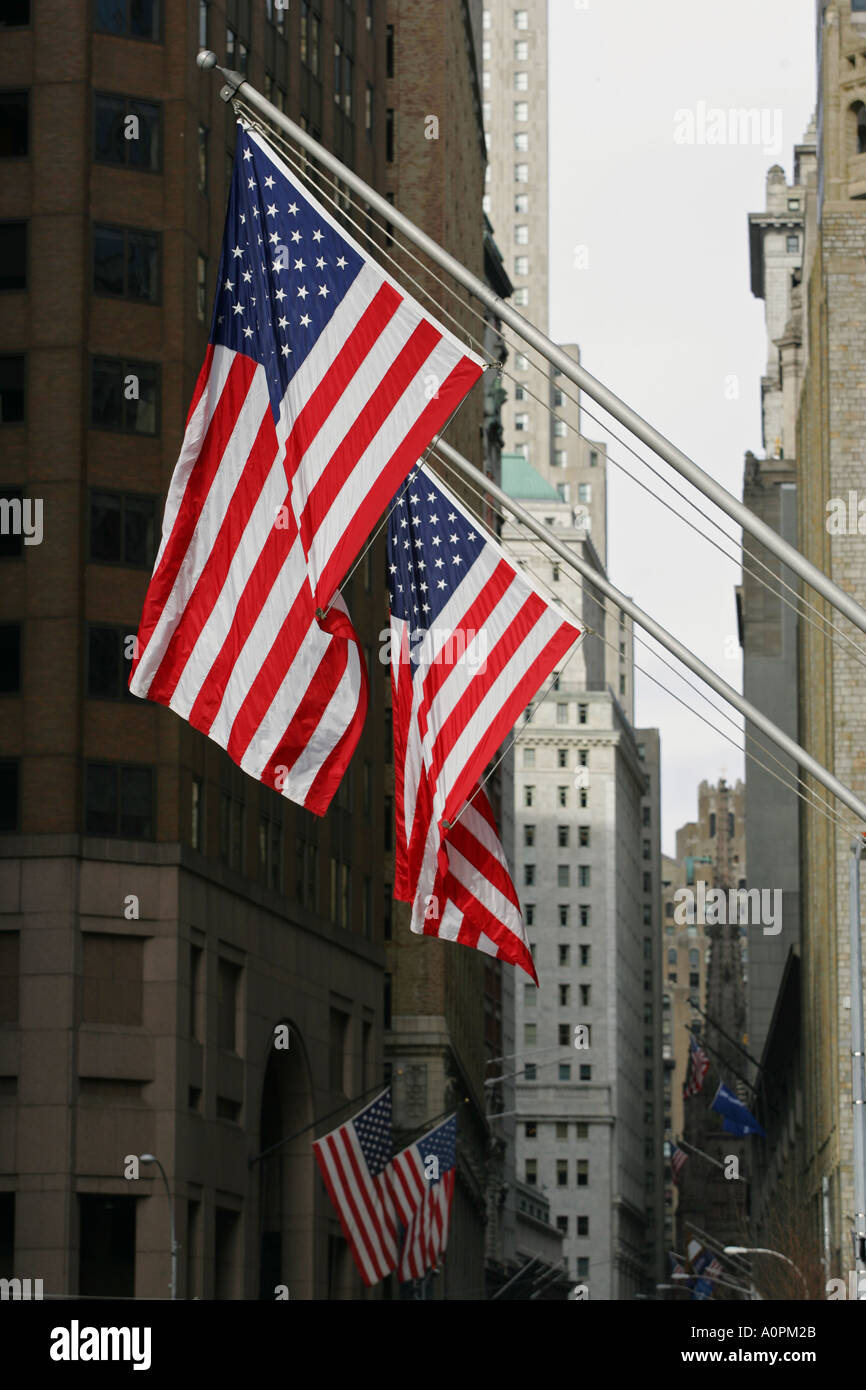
[[547, 0, 816, 856]]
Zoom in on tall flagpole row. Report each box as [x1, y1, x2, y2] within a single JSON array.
[[198, 51, 866, 641], [432, 438, 866, 827]]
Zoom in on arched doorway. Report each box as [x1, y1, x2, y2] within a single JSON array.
[[257, 1022, 315, 1299]]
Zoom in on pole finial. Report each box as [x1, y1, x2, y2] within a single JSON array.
[[197, 48, 218, 69]]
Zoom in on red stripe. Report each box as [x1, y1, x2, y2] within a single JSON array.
[[337, 1130, 396, 1277], [133, 353, 258, 681], [448, 814, 521, 914], [314, 353, 483, 609], [185, 343, 215, 427], [145, 408, 281, 706], [313, 1137, 378, 1286], [295, 607, 370, 815]]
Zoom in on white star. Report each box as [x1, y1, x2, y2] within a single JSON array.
[[288, 202, 298, 215], [239, 213, 246, 224], [297, 285, 308, 299], [414, 537, 423, 549], [467, 531, 476, 541], [389, 564, 397, 574], [315, 256, 326, 269], [409, 494, 419, 505], [422, 602, 431, 614], [427, 492, 436, 503], [269, 231, 280, 246], [281, 343, 291, 357], [247, 177, 255, 189], [242, 269, 252, 283], [317, 284, 329, 297], [224, 278, 234, 291], [232, 245, 244, 259], [400, 518, 408, 529], [419, 581, 428, 592], [243, 147, 253, 161], [299, 313, 311, 327], [312, 229, 323, 242], [252, 206, 259, 218], [411, 515, 421, 526], [429, 512, 438, 524], [217, 314, 223, 324], [449, 533, 458, 544], [275, 288, 287, 302], [264, 174, 275, 188], [404, 539, 410, 550], [243, 325, 253, 338], [290, 229, 301, 243], [431, 535, 442, 546], [434, 557, 444, 569], [452, 554, 463, 565], [417, 560, 426, 571], [266, 203, 277, 218], [232, 302, 244, 315], [336, 255, 347, 268], [278, 315, 288, 329], [437, 579, 447, 590], [293, 258, 305, 271], [448, 511, 456, 521]]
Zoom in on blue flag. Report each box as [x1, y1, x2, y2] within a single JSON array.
[[711, 1081, 765, 1137]]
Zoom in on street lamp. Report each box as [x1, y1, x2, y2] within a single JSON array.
[[724, 1245, 808, 1298], [140, 1154, 178, 1300]]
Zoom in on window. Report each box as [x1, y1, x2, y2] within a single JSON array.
[[552, 562, 560, 581], [579, 1064, 591, 1081], [87, 625, 137, 701], [558, 905, 569, 927], [578, 482, 591, 503], [557, 748, 568, 768], [786, 233, 799, 252], [619, 675, 626, 696], [0, 91, 28, 157], [513, 287, 529, 306], [578, 749, 588, 767], [524, 863, 535, 886], [93, 224, 159, 302], [642, 804, 651, 827], [85, 763, 154, 838], [514, 130, 528, 151], [514, 38, 528, 59], [93, 95, 161, 171], [589, 449, 598, 467], [558, 1063, 571, 1081], [483, 7, 490, 26], [577, 1160, 588, 1187], [195, 253, 208, 323], [524, 1121, 537, 1140], [525, 1159, 537, 1186], [89, 491, 156, 566], [556, 1159, 568, 1186], [557, 786, 568, 807], [553, 418, 567, 438], [0, 763, 16, 828], [524, 785, 534, 807], [514, 70, 528, 90], [95, 0, 161, 41], [0, 625, 20, 693], [578, 826, 590, 848], [577, 1216, 589, 1237], [524, 824, 535, 847], [524, 1063, 536, 1080], [557, 865, 570, 887], [524, 1022, 536, 1047], [220, 789, 244, 871], [524, 982, 536, 1009], [556, 702, 568, 725], [577, 1257, 589, 1278], [558, 944, 570, 966], [557, 825, 569, 848], [690, 972, 700, 988], [0, 356, 24, 422], [0, 222, 26, 290], [514, 254, 529, 276], [579, 983, 590, 1007], [218, 957, 241, 1052], [514, 411, 529, 431], [578, 865, 590, 887], [514, 8, 528, 28], [525, 904, 534, 926], [556, 483, 569, 503], [576, 1122, 588, 1139], [90, 357, 159, 435], [643, 871, 651, 893], [579, 788, 588, 808], [514, 162, 529, 182], [579, 945, 590, 967], [556, 1215, 568, 1234], [579, 905, 590, 928], [558, 983, 570, 1006], [578, 703, 587, 725], [82, 934, 143, 1025]]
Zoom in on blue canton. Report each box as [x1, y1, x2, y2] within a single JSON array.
[[211, 132, 364, 421], [353, 1090, 393, 1177], [386, 468, 486, 655], [416, 1114, 457, 1186]]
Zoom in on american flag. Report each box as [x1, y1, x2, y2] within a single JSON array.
[[312, 1089, 398, 1286], [130, 124, 482, 812], [391, 1114, 457, 1282], [683, 1031, 710, 1098], [670, 1142, 688, 1184], [388, 463, 580, 978], [705, 1256, 724, 1281]]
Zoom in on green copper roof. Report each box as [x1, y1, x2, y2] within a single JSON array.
[[501, 453, 562, 502]]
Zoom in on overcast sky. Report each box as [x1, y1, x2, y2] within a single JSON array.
[[547, 0, 816, 855]]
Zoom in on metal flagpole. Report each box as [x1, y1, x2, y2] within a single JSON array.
[[196, 50, 866, 640], [849, 834, 866, 1296], [430, 438, 866, 828]]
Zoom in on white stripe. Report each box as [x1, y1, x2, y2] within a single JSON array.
[[332, 1127, 395, 1277], [315, 1137, 378, 1284]]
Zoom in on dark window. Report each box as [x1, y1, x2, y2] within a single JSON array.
[[0, 624, 20, 693], [0, 760, 19, 831], [524, 1063, 536, 1080], [218, 957, 241, 1051], [709, 812, 716, 837], [0, 222, 26, 290], [0, 0, 30, 25], [94, 0, 161, 42], [78, 1195, 137, 1299], [87, 625, 137, 701], [0, 91, 28, 157], [85, 762, 154, 837], [577, 1216, 589, 1236], [89, 491, 156, 566], [82, 932, 143, 1023], [94, 94, 161, 170], [386, 107, 394, 162], [386, 23, 394, 76], [0, 932, 19, 1021], [0, 356, 24, 422], [93, 224, 159, 302]]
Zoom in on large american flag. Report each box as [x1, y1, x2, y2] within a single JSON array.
[[670, 1142, 688, 1184], [388, 463, 580, 978], [683, 1031, 710, 1098], [130, 125, 483, 812], [312, 1089, 398, 1286], [391, 1114, 457, 1282]]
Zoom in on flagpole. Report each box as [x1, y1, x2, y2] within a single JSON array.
[[677, 1136, 749, 1180], [683, 1025, 755, 1095], [431, 438, 866, 828], [247, 1081, 389, 1166], [196, 50, 866, 642]]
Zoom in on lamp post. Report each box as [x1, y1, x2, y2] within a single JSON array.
[[724, 1245, 808, 1299], [140, 1154, 177, 1300]]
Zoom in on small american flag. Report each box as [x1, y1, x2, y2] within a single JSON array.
[[683, 1031, 710, 1098], [391, 1114, 457, 1282], [312, 1089, 398, 1287], [388, 463, 580, 978], [130, 125, 482, 812], [670, 1142, 688, 1184]]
